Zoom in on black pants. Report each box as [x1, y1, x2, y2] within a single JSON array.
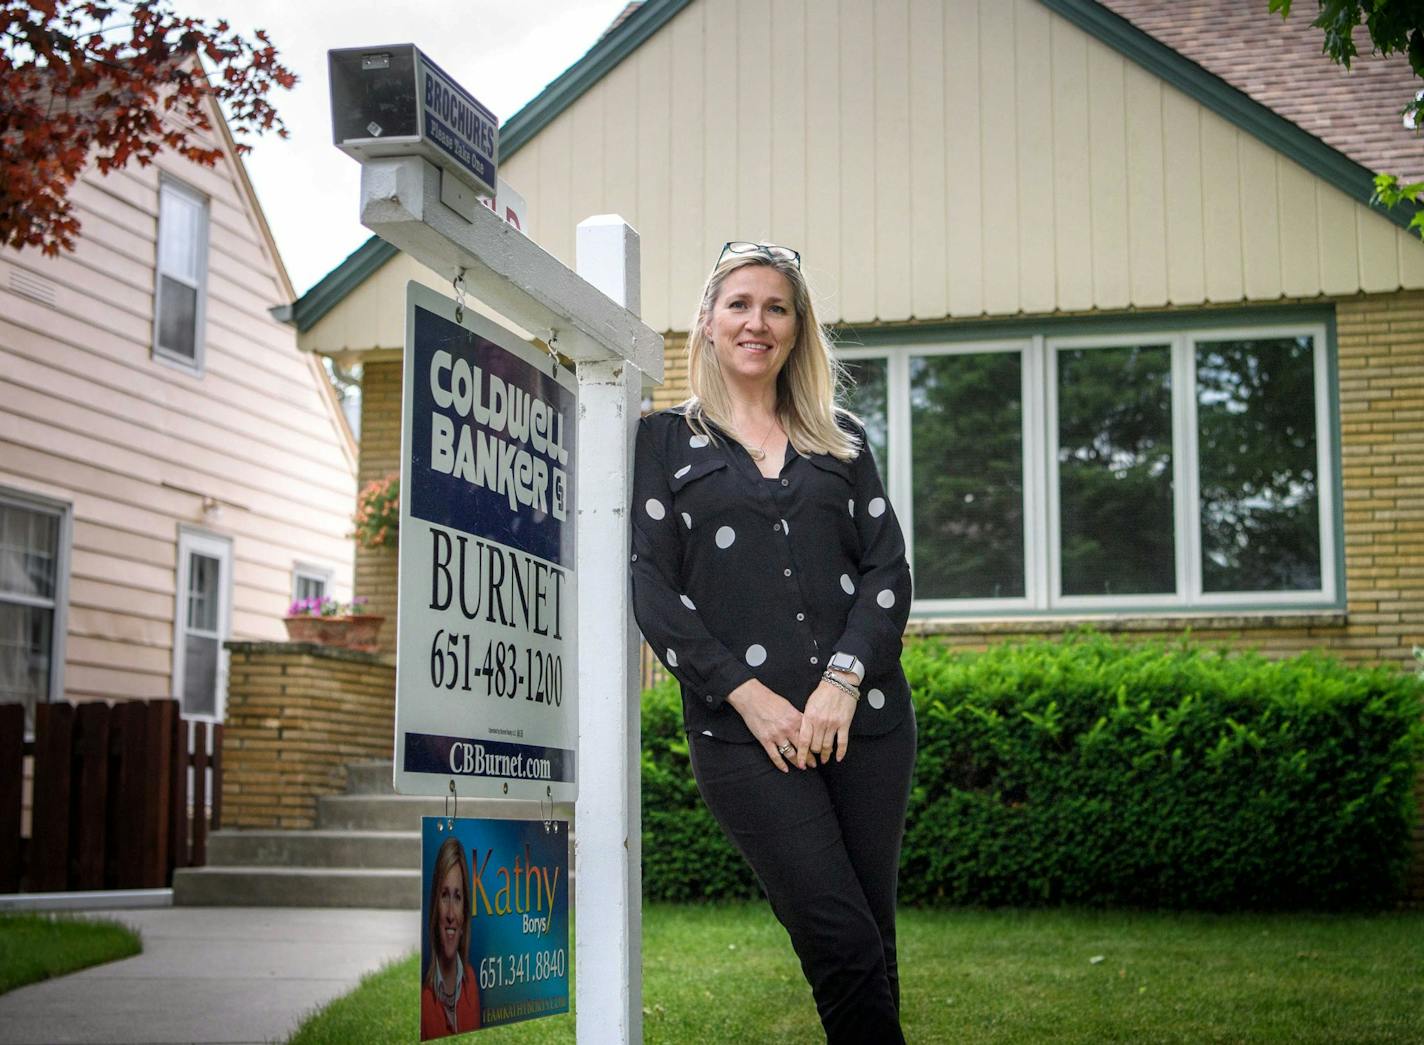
[[689, 710, 916, 1044]]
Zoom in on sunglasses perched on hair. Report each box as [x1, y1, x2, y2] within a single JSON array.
[[717, 241, 802, 270]]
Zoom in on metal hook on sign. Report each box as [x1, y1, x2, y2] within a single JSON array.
[[445, 778, 458, 829], [453, 269, 467, 324], [542, 785, 558, 834], [544, 332, 560, 377]]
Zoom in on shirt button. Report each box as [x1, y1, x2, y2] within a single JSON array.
[[780, 479, 789, 487], [630, 554, 638, 562], [810, 657, 819, 665], [705, 695, 714, 705], [783, 568, 792, 577], [796, 613, 805, 622], [773, 523, 781, 532]]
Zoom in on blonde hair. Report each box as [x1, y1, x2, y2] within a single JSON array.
[[424, 836, 472, 991], [683, 252, 861, 462]]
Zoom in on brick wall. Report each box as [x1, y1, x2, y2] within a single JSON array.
[[1337, 290, 1424, 902], [221, 642, 395, 829], [651, 332, 689, 410], [356, 359, 402, 655]]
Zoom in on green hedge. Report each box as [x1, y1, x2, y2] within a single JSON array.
[[641, 633, 1424, 910]]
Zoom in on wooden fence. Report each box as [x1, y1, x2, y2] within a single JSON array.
[[0, 699, 221, 894]]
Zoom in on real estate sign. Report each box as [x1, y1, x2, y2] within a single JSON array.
[[395, 282, 577, 803], [419, 816, 569, 1038]]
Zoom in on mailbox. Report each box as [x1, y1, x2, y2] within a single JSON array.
[[329, 44, 498, 199]]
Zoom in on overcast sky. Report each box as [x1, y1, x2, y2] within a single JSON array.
[[185, 0, 633, 295]]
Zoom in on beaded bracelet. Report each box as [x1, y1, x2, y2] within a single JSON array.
[[820, 670, 861, 701]]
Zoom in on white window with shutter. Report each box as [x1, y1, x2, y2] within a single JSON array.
[[174, 530, 231, 720], [153, 178, 209, 370]]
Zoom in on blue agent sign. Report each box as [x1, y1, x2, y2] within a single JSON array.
[[395, 283, 577, 803], [420, 817, 569, 1038]]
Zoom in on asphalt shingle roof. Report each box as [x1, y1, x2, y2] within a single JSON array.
[[1099, 0, 1424, 182]]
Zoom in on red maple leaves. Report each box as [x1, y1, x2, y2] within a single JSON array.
[[1, 0, 296, 254]]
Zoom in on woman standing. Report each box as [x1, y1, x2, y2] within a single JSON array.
[[631, 242, 916, 1043]]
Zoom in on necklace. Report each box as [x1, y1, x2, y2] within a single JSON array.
[[743, 414, 779, 461]]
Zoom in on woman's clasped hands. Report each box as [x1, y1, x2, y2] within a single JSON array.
[[726, 676, 857, 771]]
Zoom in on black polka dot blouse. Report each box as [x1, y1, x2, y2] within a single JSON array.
[[630, 407, 912, 743]]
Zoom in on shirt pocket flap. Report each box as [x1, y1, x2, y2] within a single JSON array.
[[668, 457, 729, 492], [805, 452, 853, 483]]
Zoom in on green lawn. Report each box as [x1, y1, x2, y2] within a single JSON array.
[[0, 913, 141, 995], [291, 904, 1424, 1044]]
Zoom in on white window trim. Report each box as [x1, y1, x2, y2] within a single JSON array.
[[0, 487, 71, 714], [151, 176, 210, 375], [291, 563, 333, 604], [837, 320, 1339, 618], [173, 527, 232, 723], [1180, 322, 1337, 608]]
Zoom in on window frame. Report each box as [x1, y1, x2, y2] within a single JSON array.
[[173, 527, 232, 723], [151, 176, 211, 374], [0, 487, 72, 719], [836, 314, 1341, 619]]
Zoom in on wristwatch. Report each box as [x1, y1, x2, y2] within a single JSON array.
[[828, 652, 864, 684]]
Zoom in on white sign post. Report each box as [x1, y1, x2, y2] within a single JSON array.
[[571, 217, 644, 1043], [356, 155, 659, 1044]]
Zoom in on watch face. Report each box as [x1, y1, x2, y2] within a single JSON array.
[[830, 653, 855, 672]]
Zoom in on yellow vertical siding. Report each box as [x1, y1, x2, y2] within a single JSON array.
[[496, 0, 1424, 333], [1239, 135, 1284, 300], [908, 0, 947, 320], [942, 0, 984, 317], [874, 0, 914, 324], [1124, 61, 1168, 307], [1015, 0, 1056, 315], [637, 29, 673, 320], [838, 0, 877, 322], [770, 0, 809, 275]]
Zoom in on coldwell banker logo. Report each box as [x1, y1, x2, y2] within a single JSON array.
[[421, 60, 497, 188]]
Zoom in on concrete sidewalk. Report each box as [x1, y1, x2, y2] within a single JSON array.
[[0, 907, 419, 1045]]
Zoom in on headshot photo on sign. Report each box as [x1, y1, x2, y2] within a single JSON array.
[[420, 835, 481, 1039], [630, 240, 917, 1043]]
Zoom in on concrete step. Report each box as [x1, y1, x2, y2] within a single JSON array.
[[317, 794, 558, 831], [173, 866, 422, 908], [343, 760, 395, 795], [206, 829, 419, 869]]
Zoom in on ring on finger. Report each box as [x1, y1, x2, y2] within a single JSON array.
[[777, 742, 794, 756]]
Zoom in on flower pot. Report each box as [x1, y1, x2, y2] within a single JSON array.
[[283, 615, 385, 652]]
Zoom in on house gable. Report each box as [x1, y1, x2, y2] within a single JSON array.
[[498, 0, 1424, 331], [294, 0, 1424, 338]]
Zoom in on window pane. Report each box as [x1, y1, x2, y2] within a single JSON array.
[[911, 352, 1025, 599], [182, 633, 218, 717], [840, 358, 889, 472], [159, 187, 203, 282], [1197, 336, 1322, 592], [159, 275, 198, 359], [0, 502, 58, 600], [0, 602, 52, 730], [295, 574, 327, 603], [1058, 344, 1175, 596], [187, 553, 220, 632]]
